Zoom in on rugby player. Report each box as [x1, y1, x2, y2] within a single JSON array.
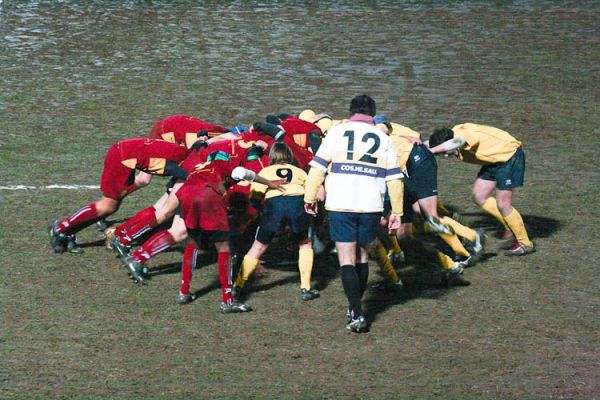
[[49, 138, 189, 253], [428, 123, 534, 256], [233, 143, 320, 302], [173, 150, 284, 312], [304, 95, 404, 333]]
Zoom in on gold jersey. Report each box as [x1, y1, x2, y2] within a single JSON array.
[[251, 163, 307, 200], [453, 123, 522, 164]]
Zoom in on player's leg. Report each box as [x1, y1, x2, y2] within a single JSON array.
[[50, 195, 121, 253], [473, 176, 512, 232], [177, 239, 199, 305], [233, 239, 269, 292], [497, 188, 534, 254], [215, 238, 252, 313]]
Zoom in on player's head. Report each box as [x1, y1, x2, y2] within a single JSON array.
[[374, 115, 392, 135], [314, 113, 333, 135], [268, 142, 294, 165], [349, 95, 376, 117], [428, 127, 454, 148]]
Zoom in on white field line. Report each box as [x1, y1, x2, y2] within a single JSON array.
[[0, 185, 100, 190]]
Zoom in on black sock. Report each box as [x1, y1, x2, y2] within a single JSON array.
[[356, 262, 369, 298], [340, 265, 362, 317]]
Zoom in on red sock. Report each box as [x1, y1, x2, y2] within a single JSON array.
[[218, 252, 233, 305], [180, 242, 198, 295], [115, 206, 158, 245], [131, 231, 176, 264], [57, 203, 99, 235]]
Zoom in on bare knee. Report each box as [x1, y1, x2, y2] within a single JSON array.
[[95, 197, 120, 216]]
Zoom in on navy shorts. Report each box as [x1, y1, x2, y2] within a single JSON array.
[[406, 146, 438, 200], [402, 183, 416, 224], [255, 195, 310, 244], [477, 147, 525, 190], [328, 211, 381, 245]]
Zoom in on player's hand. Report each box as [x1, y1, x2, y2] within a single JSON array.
[[267, 179, 286, 192], [196, 129, 209, 139], [388, 214, 401, 233], [304, 202, 318, 216], [444, 150, 458, 158]]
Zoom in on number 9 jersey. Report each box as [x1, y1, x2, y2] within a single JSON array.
[[309, 121, 403, 213], [251, 163, 307, 200]]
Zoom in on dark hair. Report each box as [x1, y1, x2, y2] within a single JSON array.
[[268, 142, 294, 165], [349, 94, 376, 117], [428, 127, 454, 148]]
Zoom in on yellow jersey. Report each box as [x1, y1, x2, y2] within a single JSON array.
[[251, 163, 307, 200], [453, 123, 522, 164], [379, 122, 421, 170]]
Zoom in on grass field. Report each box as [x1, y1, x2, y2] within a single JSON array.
[[1, 2, 599, 399]]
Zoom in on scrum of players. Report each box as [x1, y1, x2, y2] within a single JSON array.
[[48, 95, 535, 333]]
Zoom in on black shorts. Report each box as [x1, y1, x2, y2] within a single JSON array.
[[187, 228, 230, 243], [477, 147, 525, 190], [401, 182, 415, 224], [328, 211, 381, 245], [255, 195, 310, 245], [406, 146, 438, 201]]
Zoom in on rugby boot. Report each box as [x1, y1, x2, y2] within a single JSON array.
[[425, 216, 454, 235], [505, 242, 536, 256], [220, 301, 253, 313], [112, 236, 131, 259], [49, 221, 68, 253], [441, 262, 464, 287], [300, 288, 320, 301], [231, 285, 243, 302], [177, 291, 197, 305], [104, 227, 116, 250], [95, 219, 108, 232], [67, 235, 84, 254], [468, 228, 487, 259], [122, 254, 147, 284], [346, 315, 368, 333]]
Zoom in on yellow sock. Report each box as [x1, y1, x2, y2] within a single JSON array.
[[503, 207, 532, 246], [439, 232, 471, 257], [234, 255, 259, 288], [298, 247, 314, 290], [481, 197, 510, 231], [436, 252, 455, 271], [388, 234, 401, 255], [440, 216, 477, 242], [373, 243, 400, 283]]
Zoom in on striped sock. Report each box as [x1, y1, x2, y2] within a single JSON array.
[[132, 231, 176, 264], [115, 206, 158, 245], [57, 203, 99, 235], [180, 242, 198, 295]]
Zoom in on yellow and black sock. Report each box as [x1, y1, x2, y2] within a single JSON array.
[[372, 243, 400, 283]]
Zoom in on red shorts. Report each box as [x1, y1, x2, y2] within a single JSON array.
[[176, 183, 229, 232], [100, 144, 136, 200]]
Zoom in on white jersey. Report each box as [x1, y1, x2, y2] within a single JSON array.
[[309, 120, 403, 213]]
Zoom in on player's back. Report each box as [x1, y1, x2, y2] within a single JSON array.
[[315, 121, 395, 213]]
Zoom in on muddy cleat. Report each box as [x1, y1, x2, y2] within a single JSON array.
[[122, 255, 146, 284], [392, 279, 404, 291], [48, 221, 68, 253], [111, 236, 131, 258], [442, 262, 464, 287], [220, 301, 253, 313], [96, 219, 108, 232], [469, 228, 487, 257], [177, 291, 197, 305], [505, 242, 536, 256], [425, 216, 454, 235], [454, 255, 474, 268], [300, 288, 320, 301], [346, 315, 368, 333], [67, 235, 84, 254]]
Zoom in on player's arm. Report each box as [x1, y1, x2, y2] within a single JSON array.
[[231, 167, 285, 191], [428, 136, 466, 154]]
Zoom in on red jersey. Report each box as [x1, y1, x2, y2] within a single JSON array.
[[281, 116, 323, 149], [148, 114, 227, 148], [184, 157, 237, 196], [117, 138, 190, 175]]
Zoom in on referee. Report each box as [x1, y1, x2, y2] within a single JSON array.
[[304, 95, 404, 333]]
